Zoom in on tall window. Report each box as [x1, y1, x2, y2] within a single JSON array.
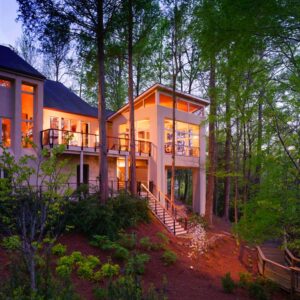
[[1, 118, 11, 147], [164, 119, 199, 156], [21, 84, 34, 147]]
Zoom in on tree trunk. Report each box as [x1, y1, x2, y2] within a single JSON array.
[[183, 170, 189, 202], [171, 71, 176, 204], [97, 0, 108, 203], [128, 0, 136, 195], [205, 57, 216, 225], [255, 96, 263, 185], [224, 78, 231, 221]]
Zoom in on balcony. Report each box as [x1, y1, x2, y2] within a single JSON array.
[[41, 129, 151, 156], [164, 142, 199, 157]]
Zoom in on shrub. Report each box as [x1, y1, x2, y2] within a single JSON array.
[[139, 236, 153, 251], [86, 255, 101, 268], [156, 232, 169, 245], [56, 264, 72, 278], [90, 235, 116, 250], [51, 243, 67, 256], [57, 255, 75, 268], [93, 287, 108, 299], [2, 235, 21, 250], [101, 263, 120, 278], [118, 232, 137, 250], [248, 281, 267, 300], [67, 194, 149, 239], [238, 272, 252, 288], [221, 272, 235, 294], [161, 250, 177, 266], [70, 251, 84, 263], [113, 245, 130, 261], [77, 262, 94, 280], [126, 253, 150, 275]]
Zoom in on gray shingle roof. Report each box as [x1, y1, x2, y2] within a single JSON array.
[[0, 45, 45, 79], [44, 80, 114, 118]]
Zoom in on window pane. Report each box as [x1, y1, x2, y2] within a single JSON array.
[[50, 117, 59, 129], [189, 103, 204, 116], [0, 79, 11, 88], [21, 84, 34, 93], [144, 94, 155, 107], [61, 118, 70, 131], [22, 121, 33, 148], [22, 93, 34, 120], [2, 118, 11, 147]]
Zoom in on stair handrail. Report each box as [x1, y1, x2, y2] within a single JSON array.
[[140, 183, 178, 235], [156, 190, 188, 230], [141, 183, 187, 233]]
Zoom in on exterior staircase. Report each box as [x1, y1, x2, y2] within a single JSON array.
[[140, 184, 187, 236]]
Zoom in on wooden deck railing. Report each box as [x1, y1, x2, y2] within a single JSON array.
[[257, 245, 300, 296]]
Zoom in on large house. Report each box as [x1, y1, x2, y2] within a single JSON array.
[[0, 45, 209, 233]]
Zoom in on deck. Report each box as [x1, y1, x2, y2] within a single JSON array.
[[257, 241, 300, 296]]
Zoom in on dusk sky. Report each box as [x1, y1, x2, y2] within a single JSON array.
[[0, 0, 22, 47]]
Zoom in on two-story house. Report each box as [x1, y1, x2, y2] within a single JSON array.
[[0, 45, 209, 222]]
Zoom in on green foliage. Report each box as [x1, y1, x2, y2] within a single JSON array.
[[221, 272, 235, 294], [238, 272, 252, 288], [2, 235, 21, 250], [161, 250, 177, 266], [100, 262, 120, 278], [112, 245, 130, 261], [188, 213, 208, 229], [118, 231, 137, 250], [56, 264, 72, 278], [67, 193, 149, 239], [156, 232, 169, 245], [248, 281, 267, 300], [77, 262, 94, 280], [126, 253, 150, 275], [90, 235, 117, 250], [51, 243, 67, 256], [93, 287, 108, 299], [139, 236, 153, 251]]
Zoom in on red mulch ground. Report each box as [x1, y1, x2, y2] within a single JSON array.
[[0, 217, 289, 300]]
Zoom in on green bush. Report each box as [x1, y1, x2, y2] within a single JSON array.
[[93, 287, 108, 299], [156, 232, 169, 245], [2, 235, 21, 250], [101, 263, 120, 278], [248, 281, 267, 300], [118, 232, 137, 250], [86, 255, 101, 268], [126, 253, 150, 275], [113, 245, 130, 261], [90, 235, 116, 250], [161, 250, 177, 266], [56, 264, 72, 278], [139, 236, 153, 251], [57, 255, 75, 267], [51, 243, 67, 256], [221, 272, 235, 294], [238, 272, 252, 288], [66, 194, 149, 239], [77, 262, 94, 280], [70, 251, 84, 263]]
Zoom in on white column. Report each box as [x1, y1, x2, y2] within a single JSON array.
[[13, 78, 22, 158], [125, 155, 129, 182], [80, 150, 84, 184]]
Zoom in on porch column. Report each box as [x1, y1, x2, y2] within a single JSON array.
[[80, 150, 84, 184], [125, 155, 129, 182], [13, 78, 22, 158]]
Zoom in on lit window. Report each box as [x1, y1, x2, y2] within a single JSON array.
[[0, 79, 11, 88], [189, 103, 204, 116], [1, 118, 11, 147], [21, 84, 34, 148]]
